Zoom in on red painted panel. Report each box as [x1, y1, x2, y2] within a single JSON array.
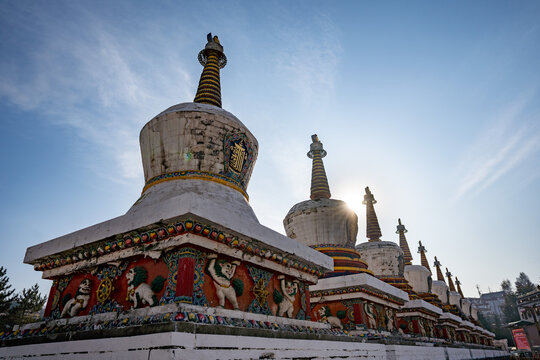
[[176, 257, 195, 297], [43, 282, 58, 317], [353, 303, 363, 324]]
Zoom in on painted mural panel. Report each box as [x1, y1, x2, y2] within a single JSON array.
[[199, 252, 307, 318], [44, 256, 169, 319], [43, 245, 310, 320]]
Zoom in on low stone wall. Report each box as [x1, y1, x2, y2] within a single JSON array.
[[1, 330, 509, 360]]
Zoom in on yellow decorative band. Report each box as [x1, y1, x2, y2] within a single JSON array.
[[333, 266, 374, 274], [315, 246, 360, 254], [198, 79, 221, 88], [197, 81, 221, 91], [193, 97, 221, 106], [142, 170, 249, 200], [331, 256, 365, 262]]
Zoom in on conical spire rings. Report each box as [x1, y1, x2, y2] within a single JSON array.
[[308, 135, 331, 200], [363, 187, 382, 241], [396, 218, 412, 265], [194, 33, 227, 108]]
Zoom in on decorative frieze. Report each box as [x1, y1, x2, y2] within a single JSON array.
[[32, 218, 325, 278]]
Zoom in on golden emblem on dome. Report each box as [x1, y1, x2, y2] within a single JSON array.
[[229, 141, 247, 173]]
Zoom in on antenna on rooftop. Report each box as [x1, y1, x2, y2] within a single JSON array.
[[476, 284, 482, 297]]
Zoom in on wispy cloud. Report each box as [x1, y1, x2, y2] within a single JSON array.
[[270, 12, 342, 105], [454, 93, 540, 200], [0, 3, 194, 183]]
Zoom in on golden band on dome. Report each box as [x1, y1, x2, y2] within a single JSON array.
[[142, 170, 249, 200], [331, 256, 367, 262], [333, 266, 374, 274]]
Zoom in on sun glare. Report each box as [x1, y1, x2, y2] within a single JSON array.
[[342, 191, 364, 216]]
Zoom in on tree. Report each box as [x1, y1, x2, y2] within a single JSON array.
[[515, 272, 535, 296], [500, 279, 519, 323], [0, 266, 16, 328], [477, 311, 493, 332], [13, 284, 47, 324], [1, 277, 47, 330], [501, 279, 512, 293]]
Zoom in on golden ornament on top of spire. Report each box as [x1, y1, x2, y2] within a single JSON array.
[[307, 134, 331, 200], [363, 187, 382, 241], [446, 268, 457, 292], [418, 241, 431, 274], [455, 277, 465, 298], [396, 218, 412, 265], [433, 256, 445, 282], [194, 33, 227, 108]]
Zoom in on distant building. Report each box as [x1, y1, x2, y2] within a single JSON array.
[[517, 288, 540, 323], [507, 287, 540, 353], [469, 291, 505, 319]]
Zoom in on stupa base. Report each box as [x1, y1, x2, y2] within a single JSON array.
[[1, 329, 509, 360]]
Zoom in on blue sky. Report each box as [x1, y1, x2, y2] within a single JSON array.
[[1, 1, 539, 299]]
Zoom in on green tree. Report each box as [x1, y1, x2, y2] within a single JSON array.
[[0, 266, 16, 329], [12, 284, 47, 325], [500, 279, 519, 323], [492, 314, 514, 346], [501, 279, 512, 293], [515, 272, 535, 296], [477, 311, 493, 332]]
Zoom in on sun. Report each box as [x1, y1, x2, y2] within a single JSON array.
[[341, 191, 364, 216]]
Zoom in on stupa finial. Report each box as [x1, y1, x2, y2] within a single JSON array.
[[363, 187, 382, 241], [455, 277, 464, 298], [446, 267, 457, 292], [433, 256, 445, 282], [418, 241, 431, 274], [396, 218, 412, 265], [307, 134, 331, 200], [194, 33, 227, 107]]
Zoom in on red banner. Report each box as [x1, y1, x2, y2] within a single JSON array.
[[512, 328, 531, 350]]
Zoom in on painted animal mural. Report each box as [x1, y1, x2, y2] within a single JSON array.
[[425, 320, 434, 337], [61, 278, 92, 317], [418, 318, 427, 336], [385, 308, 395, 332], [206, 253, 243, 309], [317, 306, 344, 329], [363, 302, 378, 329], [125, 266, 165, 308], [273, 275, 299, 318]]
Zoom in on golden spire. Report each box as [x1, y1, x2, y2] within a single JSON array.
[[433, 256, 445, 282], [194, 33, 227, 107], [307, 135, 331, 200], [455, 277, 464, 298], [418, 241, 431, 274], [446, 268, 457, 292], [363, 187, 382, 241], [396, 218, 412, 265]]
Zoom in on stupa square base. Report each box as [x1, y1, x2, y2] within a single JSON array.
[[1, 330, 509, 360]]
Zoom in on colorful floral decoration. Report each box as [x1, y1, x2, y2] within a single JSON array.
[[89, 300, 122, 315], [192, 249, 209, 307], [247, 265, 272, 315], [33, 218, 325, 278], [311, 285, 406, 306], [2, 311, 355, 342], [142, 170, 249, 200], [295, 283, 308, 320]]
